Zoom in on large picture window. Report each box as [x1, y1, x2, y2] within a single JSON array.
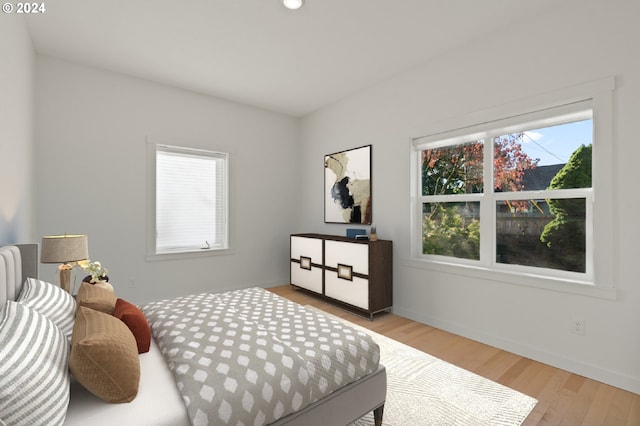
[[149, 144, 229, 256], [411, 78, 615, 296]]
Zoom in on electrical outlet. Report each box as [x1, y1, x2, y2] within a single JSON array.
[[571, 318, 586, 336]]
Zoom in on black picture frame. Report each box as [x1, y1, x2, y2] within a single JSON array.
[[324, 145, 372, 224]]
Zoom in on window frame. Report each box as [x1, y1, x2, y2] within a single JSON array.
[[409, 77, 616, 299], [146, 140, 232, 260]]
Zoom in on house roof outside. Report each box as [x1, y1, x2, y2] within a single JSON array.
[[521, 164, 565, 191]]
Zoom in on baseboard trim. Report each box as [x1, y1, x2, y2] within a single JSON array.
[[394, 306, 640, 395]]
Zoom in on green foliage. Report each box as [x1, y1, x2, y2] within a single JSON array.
[[548, 144, 592, 190], [540, 145, 591, 271], [421, 134, 538, 260], [423, 204, 480, 260]]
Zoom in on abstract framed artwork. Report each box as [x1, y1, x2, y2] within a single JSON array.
[[324, 144, 372, 224]]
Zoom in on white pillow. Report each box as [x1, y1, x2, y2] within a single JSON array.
[[0, 301, 71, 426], [16, 277, 76, 338]]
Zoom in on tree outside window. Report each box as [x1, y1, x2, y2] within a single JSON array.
[[420, 118, 592, 274]]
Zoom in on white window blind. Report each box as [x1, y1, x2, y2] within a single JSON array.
[[155, 145, 228, 253]]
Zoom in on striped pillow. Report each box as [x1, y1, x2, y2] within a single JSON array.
[[16, 277, 76, 337], [0, 301, 71, 426]]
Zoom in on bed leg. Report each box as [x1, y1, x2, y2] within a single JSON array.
[[374, 404, 384, 426]]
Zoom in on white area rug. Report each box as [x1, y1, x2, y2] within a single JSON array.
[[308, 308, 538, 426]]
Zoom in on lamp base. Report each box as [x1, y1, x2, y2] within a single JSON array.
[[59, 268, 71, 293]]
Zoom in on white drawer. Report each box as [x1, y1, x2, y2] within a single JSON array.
[[325, 271, 369, 310], [291, 236, 323, 266], [325, 240, 369, 275], [290, 262, 323, 294]]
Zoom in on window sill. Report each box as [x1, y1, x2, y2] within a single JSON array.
[[404, 258, 617, 300], [146, 248, 235, 262]]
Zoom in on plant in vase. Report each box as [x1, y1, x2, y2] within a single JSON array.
[[78, 260, 112, 291]]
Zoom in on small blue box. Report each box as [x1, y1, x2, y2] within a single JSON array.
[[346, 229, 367, 239]]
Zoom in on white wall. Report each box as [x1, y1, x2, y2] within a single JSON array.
[[0, 16, 35, 244], [35, 56, 300, 303], [299, 0, 640, 393]]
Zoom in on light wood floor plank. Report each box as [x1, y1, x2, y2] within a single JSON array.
[[527, 370, 573, 425], [476, 350, 523, 382], [627, 395, 640, 425], [268, 285, 640, 425], [608, 388, 634, 425], [583, 384, 616, 425]]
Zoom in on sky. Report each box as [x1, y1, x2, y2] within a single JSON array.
[[521, 119, 592, 166]]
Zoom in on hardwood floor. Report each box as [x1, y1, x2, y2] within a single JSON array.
[[268, 285, 640, 426]]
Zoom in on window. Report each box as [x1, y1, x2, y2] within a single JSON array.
[[149, 144, 229, 256], [411, 78, 615, 297]]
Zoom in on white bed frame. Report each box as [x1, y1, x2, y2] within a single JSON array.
[[0, 244, 386, 426]]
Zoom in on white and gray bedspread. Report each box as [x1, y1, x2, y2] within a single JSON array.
[[142, 287, 380, 426]]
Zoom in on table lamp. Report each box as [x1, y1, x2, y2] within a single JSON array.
[[41, 234, 89, 293]]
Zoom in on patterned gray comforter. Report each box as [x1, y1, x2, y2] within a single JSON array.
[[142, 287, 380, 426]]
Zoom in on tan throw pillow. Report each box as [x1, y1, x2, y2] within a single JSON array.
[[76, 282, 117, 314], [70, 306, 140, 403]]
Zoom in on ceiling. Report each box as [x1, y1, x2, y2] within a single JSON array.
[[25, 0, 557, 117]]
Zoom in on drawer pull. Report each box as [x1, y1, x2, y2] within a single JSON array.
[[300, 256, 312, 270], [337, 264, 353, 281]]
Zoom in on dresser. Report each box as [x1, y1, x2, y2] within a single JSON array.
[[290, 233, 392, 319]]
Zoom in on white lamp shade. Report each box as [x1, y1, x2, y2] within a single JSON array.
[[41, 235, 89, 264]]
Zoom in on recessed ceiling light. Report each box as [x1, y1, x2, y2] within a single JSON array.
[[283, 0, 304, 10]]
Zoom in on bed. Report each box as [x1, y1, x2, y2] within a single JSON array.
[[0, 244, 386, 426]]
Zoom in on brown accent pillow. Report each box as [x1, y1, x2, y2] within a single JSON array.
[[70, 306, 140, 403], [112, 298, 151, 354], [76, 282, 117, 314]]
